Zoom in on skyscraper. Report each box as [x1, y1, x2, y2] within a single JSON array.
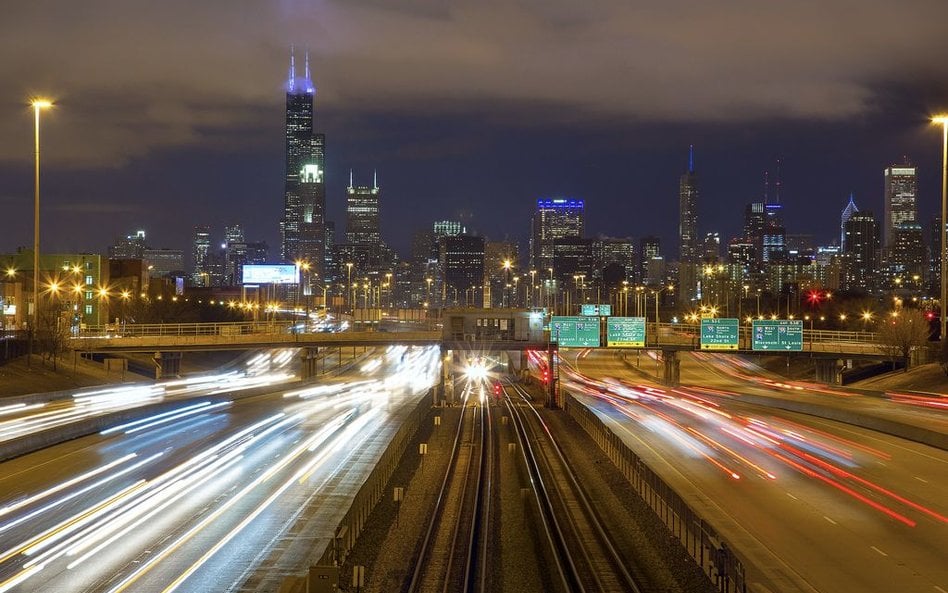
[[843, 211, 880, 292], [440, 234, 485, 305], [530, 198, 584, 273], [883, 163, 918, 249], [840, 193, 858, 250], [280, 48, 326, 278], [346, 170, 381, 245], [191, 225, 211, 286], [679, 145, 699, 263]]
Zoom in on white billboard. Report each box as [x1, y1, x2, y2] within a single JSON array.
[[242, 264, 299, 285]]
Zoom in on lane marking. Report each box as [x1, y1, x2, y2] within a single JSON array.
[[823, 516, 837, 525], [786, 492, 798, 500], [914, 476, 929, 484], [934, 586, 947, 593], [870, 546, 887, 557]]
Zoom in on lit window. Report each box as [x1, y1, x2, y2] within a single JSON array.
[[85, 291, 93, 300], [85, 275, 93, 285], [85, 305, 93, 315]]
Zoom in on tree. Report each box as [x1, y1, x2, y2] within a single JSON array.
[[35, 297, 71, 371], [876, 309, 931, 372]]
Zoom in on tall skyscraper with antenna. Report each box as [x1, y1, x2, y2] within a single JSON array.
[[678, 145, 699, 263], [280, 47, 327, 279]]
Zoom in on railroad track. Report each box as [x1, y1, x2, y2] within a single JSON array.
[[505, 382, 643, 593], [407, 384, 493, 593]]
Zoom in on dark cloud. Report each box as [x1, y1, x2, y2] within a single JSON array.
[[2, 0, 947, 167], [1, 1, 947, 259]]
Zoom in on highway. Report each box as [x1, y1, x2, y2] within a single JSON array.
[[0, 347, 375, 451], [556, 348, 948, 593], [0, 345, 440, 593]]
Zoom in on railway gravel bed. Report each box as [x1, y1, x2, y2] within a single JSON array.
[[535, 396, 719, 593], [338, 384, 719, 593]]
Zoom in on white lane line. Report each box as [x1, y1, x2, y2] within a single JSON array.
[[914, 476, 929, 483], [823, 516, 837, 525], [870, 546, 887, 557], [934, 585, 947, 593], [786, 492, 798, 500]]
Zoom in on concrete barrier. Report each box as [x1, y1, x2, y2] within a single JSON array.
[[617, 353, 948, 451], [0, 380, 302, 463], [722, 392, 948, 451]]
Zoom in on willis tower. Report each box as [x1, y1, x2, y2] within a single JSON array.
[[280, 48, 326, 281]]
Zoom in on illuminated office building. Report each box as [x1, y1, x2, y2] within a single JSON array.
[[883, 163, 918, 249], [280, 48, 327, 279], [530, 198, 584, 273]]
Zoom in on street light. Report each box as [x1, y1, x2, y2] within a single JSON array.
[[652, 284, 674, 324], [30, 98, 52, 366], [933, 115, 948, 341], [345, 262, 353, 312]]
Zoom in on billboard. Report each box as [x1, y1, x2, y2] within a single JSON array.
[[241, 264, 299, 285]]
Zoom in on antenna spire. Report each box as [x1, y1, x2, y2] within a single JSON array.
[[288, 46, 296, 91], [373, 169, 378, 189], [688, 144, 695, 174], [305, 49, 310, 81], [774, 157, 782, 204], [349, 168, 353, 188]]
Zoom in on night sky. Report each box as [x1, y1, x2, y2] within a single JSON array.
[[2, 0, 947, 263]]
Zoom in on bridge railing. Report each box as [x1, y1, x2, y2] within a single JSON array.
[[76, 321, 296, 338], [644, 323, 880, 349]]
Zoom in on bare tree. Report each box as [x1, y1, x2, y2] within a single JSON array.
[[35, 297, 71, 371], [876, 309, 931, 372]]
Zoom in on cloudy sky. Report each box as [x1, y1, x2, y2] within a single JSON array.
[[1, 0, 947, 260]]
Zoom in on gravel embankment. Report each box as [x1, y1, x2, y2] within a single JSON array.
[[338, 405, 460, 592], [339, 383, 718, 593], [537, 399, 718, 593]]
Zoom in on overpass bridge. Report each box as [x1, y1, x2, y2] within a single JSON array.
[[69, 318, 899, 385]]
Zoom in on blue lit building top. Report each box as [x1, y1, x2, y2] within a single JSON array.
[[286, 47, 315, 95], [537, 197, 584, 209]]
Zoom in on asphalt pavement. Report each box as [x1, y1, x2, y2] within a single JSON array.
[[565, 348, 948, 593]]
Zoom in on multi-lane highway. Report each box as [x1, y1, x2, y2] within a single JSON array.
[[556, 348, 948, 593], [0, 345, 439, 593]]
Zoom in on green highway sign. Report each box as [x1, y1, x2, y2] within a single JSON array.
[[550, 316, 601, 347], [606, 317, 646, 348], [580, 303, 612, 317], [700, 318, 739, 350], [752, 320, 803, 351]]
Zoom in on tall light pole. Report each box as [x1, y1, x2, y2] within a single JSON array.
[[933, 115, 948, 342], [30, 99, 52, 366]]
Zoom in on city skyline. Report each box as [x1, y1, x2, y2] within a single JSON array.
[[0, 2, 946, 260]]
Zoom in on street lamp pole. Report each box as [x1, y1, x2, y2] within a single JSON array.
[[30, 99, 52, 367], [934, 115, 948, 342]]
